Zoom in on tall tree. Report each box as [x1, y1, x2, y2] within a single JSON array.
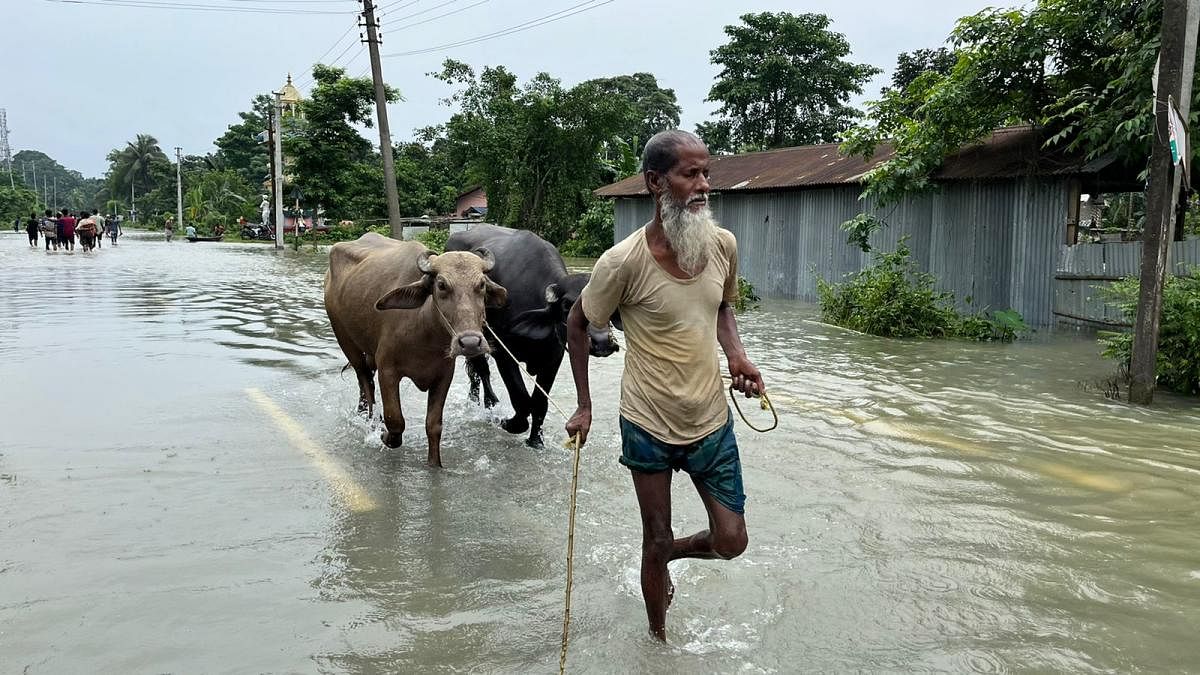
[[840, 0, 1199, 248], [886, 48, 958, 93], [425, 60, 636, 243], [583, 73, 682, 154], [702, 12, 880, 151], [284, 63, 400, 218], [214, 95, 273, 188], [108, 134, 170, 198]]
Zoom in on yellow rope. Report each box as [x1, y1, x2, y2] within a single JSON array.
[[482, 324, 580, 674]]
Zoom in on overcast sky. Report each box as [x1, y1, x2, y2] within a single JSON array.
[[6, 0, 1006, 178]]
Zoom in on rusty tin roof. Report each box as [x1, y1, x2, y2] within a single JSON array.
[[595, 127, 1113, 197]]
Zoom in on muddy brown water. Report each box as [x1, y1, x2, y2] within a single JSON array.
[[1, 231, 1198, 673]]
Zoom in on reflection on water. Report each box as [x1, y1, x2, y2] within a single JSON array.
[[1, 231, 1198, 672]]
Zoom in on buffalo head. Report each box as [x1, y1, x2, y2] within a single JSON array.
[[509, 273, 620, 357], [375, 247, 507, 358]]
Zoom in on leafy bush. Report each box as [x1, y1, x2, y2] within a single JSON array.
[[735, 276, 760, 312], [817, 238, 1027, 342], [560, 198, 615, 258], [1098, 268, 1200, 396], [416, 227, 448, 253]]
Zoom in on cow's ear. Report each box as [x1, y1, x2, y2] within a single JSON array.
[[544, 283, 563, 305], [484, 277, 508, 308], [509, 308, 555, 341], [376, 278, 431, 310]]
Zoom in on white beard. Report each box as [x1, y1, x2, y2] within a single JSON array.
[[659, 193, 717, 276]]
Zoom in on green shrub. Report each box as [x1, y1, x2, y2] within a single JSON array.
[[735, 276, 760, 312], [416, 227, 448, 253], [817, 238, 1027, 342], [560, 198, 615, 258], [1098, 268, 1200, 396]]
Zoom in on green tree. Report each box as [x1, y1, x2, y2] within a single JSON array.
[[426, 60, 636, 243], [108, 134, 171, 201], [886, 48, 958, 92], [284, 63, 400, 219], [841, 0, 1199, 249], [12, 150, 102, 210], [703, 12, 880, 151], [0, 174, 39, 224], [583, 73, 682, 154], [214, 94, 273, 188]]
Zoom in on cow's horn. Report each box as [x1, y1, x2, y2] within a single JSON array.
[[473, 247, 495, 273], [416, 249, 435, 274]]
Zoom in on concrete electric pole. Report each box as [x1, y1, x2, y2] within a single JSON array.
[[273, 91, 285, 249], [360, 0, 403, 238], [176, 146, 184, 237], [1128, 0, 1199, 404], [0, 109, 12, 188]]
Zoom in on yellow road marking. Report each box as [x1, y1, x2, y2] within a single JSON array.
[[246, 387, 377, 513]]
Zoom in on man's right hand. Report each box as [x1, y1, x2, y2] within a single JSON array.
[[565, 406, 592, 447]]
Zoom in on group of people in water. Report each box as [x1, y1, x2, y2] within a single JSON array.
[[22, 209, 123, 252]]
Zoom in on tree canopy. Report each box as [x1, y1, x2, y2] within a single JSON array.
[[422, 59, 637, 245], [700, 12, 880, 152], [843, 0, 1199, 215]]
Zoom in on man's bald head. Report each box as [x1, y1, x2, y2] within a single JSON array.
[[642, 130, 707, 176]]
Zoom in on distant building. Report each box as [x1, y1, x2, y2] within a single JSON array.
[[594, 126, 1168, 328], [454, 186, 488, 218]]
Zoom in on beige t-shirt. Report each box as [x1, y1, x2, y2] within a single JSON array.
[[582, 225, 739, 445]]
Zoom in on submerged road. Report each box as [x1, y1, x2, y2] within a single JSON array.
[[1, 231, 1198, 672]]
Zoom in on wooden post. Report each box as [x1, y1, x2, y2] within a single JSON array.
[[1128, 0, 1199, 404]]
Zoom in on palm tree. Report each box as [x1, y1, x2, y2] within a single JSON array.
[[108, 134, 169, 199]]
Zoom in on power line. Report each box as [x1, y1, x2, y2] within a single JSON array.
[[387, 0, 463, 23], [392, 0, 486, 31], [381, 0, 613, 58], [43, 0, 355, 14], [377, 0, 418, 12], [293, 17, 362, 88]]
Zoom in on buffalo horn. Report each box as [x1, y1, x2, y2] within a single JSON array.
[[416, 249, 435, 274], [473, 247, 495, 273]]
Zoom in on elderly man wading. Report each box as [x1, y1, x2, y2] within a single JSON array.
[[565, 129, 765, 641]]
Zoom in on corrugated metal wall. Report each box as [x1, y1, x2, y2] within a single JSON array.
[[612, 178, 1071, 326], [1053, 239, 1200, 326]]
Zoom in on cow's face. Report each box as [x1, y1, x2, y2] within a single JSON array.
[[510, 273, 620, 357], [376, 248, 507, 358]]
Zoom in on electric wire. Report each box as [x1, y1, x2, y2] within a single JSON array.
[[43, 0, 355, 14], [382, 0, 613, 57], [392, 0, 485, 31]]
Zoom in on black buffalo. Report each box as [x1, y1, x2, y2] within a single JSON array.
[[446, 224, 619, 447]]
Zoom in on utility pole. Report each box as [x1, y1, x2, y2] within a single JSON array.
[[0, 109, 12, 188], [130, 178, 136, 222], [175, 146, 184, 236], [360, 0, 402, 238], [272, 90, 285, 249], [53, 176, 57, 211], [31, 161, 37, 204], [1129, 0, 1199, 404]]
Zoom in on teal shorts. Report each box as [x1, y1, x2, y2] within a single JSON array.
[[619, 412, 746, 514]]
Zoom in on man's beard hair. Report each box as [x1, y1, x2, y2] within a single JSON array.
[[659, 193, 717, 276]]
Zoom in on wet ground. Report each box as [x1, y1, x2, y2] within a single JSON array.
[[1, 230, 1198, 673]]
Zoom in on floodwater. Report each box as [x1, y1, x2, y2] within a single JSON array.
[[1, 230, 1198, 673]]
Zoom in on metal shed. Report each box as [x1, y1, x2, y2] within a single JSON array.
[[595, 127, 1142, 327]]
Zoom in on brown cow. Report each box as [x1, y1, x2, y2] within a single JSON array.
[[324, 232, 507, 467]]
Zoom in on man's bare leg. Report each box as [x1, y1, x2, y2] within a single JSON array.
[[670, 476, 748, 561], [631, 470, 674, 641]]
